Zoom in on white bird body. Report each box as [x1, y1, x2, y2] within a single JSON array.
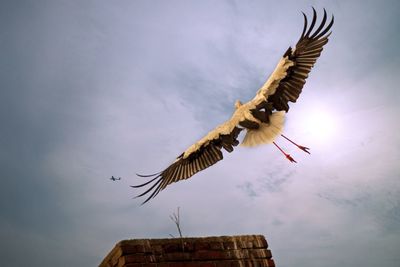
[[133, 8, 334, 204], [183, 56, 294, 158], [183, 101, 259, 158], [241, 111, 286, 147]]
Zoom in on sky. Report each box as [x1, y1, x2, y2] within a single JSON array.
[[1, 0, 399, 266]]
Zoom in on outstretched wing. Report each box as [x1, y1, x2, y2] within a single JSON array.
[[254, 8, 334, 111], [133, 8, 334, 204], [132, 126, 242, 204], [267, 8, 334, 111]]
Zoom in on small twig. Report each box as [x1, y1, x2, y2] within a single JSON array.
[[169, 207, 183, 238], [169, 207, 184, 251]]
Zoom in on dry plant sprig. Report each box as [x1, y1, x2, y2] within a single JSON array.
[[169, 207, 183, 238], [169, 207, 184, 251]]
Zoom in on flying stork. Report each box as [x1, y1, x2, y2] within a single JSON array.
[[133, 8, 334, 204]]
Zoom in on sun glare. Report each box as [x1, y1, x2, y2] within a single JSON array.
[[303, 107, 337, 143]]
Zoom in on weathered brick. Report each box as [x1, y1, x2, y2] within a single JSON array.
[[164, 252, 192, 261], [99, 235, 274, 267], [195, 242, 210, 250], [183, 241, 195, 252], [120, 244, 146, 254], [230, 249, 249, 259], [248, 249, 272, 259], [252, 237, 268, 249], [194, 250, 231, 260], [163, 243, 184, 253], [266, 259, 275, 267], [244, 260, 261, 267], [117, 257, 125, 267], [107, 247, 123, 266], [215, 260, 242, 267], [243, 259, 275, 267], [146, 255, 156, 263], [120, 254, 146, 264], [155, 254, 165, 262], [209, 242, 224, 250], [198, 262, 216, 267], [168, 262, 199, 267], [151, 245, 163, 254], [223, 241, 237, 250], [240, 241, 253, 249]]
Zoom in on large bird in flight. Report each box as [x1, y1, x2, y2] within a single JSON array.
[[133, 8, 334, 204]]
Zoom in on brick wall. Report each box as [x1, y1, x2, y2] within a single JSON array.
[[99, 235, 275, 267]]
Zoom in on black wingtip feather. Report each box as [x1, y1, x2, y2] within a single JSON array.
[[134, 177, 163, 199], [140, 180, 164, 205], [136, 171, 162, 177], [310, 8, 327, 39], [315, 14, 334, 39], [305, 7, 317, 38], [130, 175, 160, 188], [300, 12, 308, 39], [269, 8, 334, 113]]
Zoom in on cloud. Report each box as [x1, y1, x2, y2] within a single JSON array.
[[1, 1, 400, 267]]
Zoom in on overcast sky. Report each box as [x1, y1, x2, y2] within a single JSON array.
[[1, 1, 399, 266]]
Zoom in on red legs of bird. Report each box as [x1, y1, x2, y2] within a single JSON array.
[[273, 135, 310, 163], [273, 141, 297, 163], [281, 134, 310, 154]]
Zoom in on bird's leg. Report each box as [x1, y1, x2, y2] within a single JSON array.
[[281, 134, 310, 154], [273, 142, 297, 163]]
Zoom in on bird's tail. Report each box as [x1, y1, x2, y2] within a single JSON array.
[[241, 111, 285, 147]]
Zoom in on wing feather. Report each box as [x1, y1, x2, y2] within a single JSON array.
[[133, 8, 334, 204], [267, 8, 334, 112], [132, 126, 242, 204]]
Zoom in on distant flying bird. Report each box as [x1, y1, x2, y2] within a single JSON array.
[[133, 8, 334, 204], [110, 176, 121, 181]]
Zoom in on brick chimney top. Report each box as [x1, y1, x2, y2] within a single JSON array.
[[100, 235, 275, 267]]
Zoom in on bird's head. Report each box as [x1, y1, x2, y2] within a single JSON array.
[[235, 100, 242, 109]]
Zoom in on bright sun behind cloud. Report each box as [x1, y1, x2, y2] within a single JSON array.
[[302, 106, 338, 144]]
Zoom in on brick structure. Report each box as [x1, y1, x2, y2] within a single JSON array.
[[99, 235, 275, 267]]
